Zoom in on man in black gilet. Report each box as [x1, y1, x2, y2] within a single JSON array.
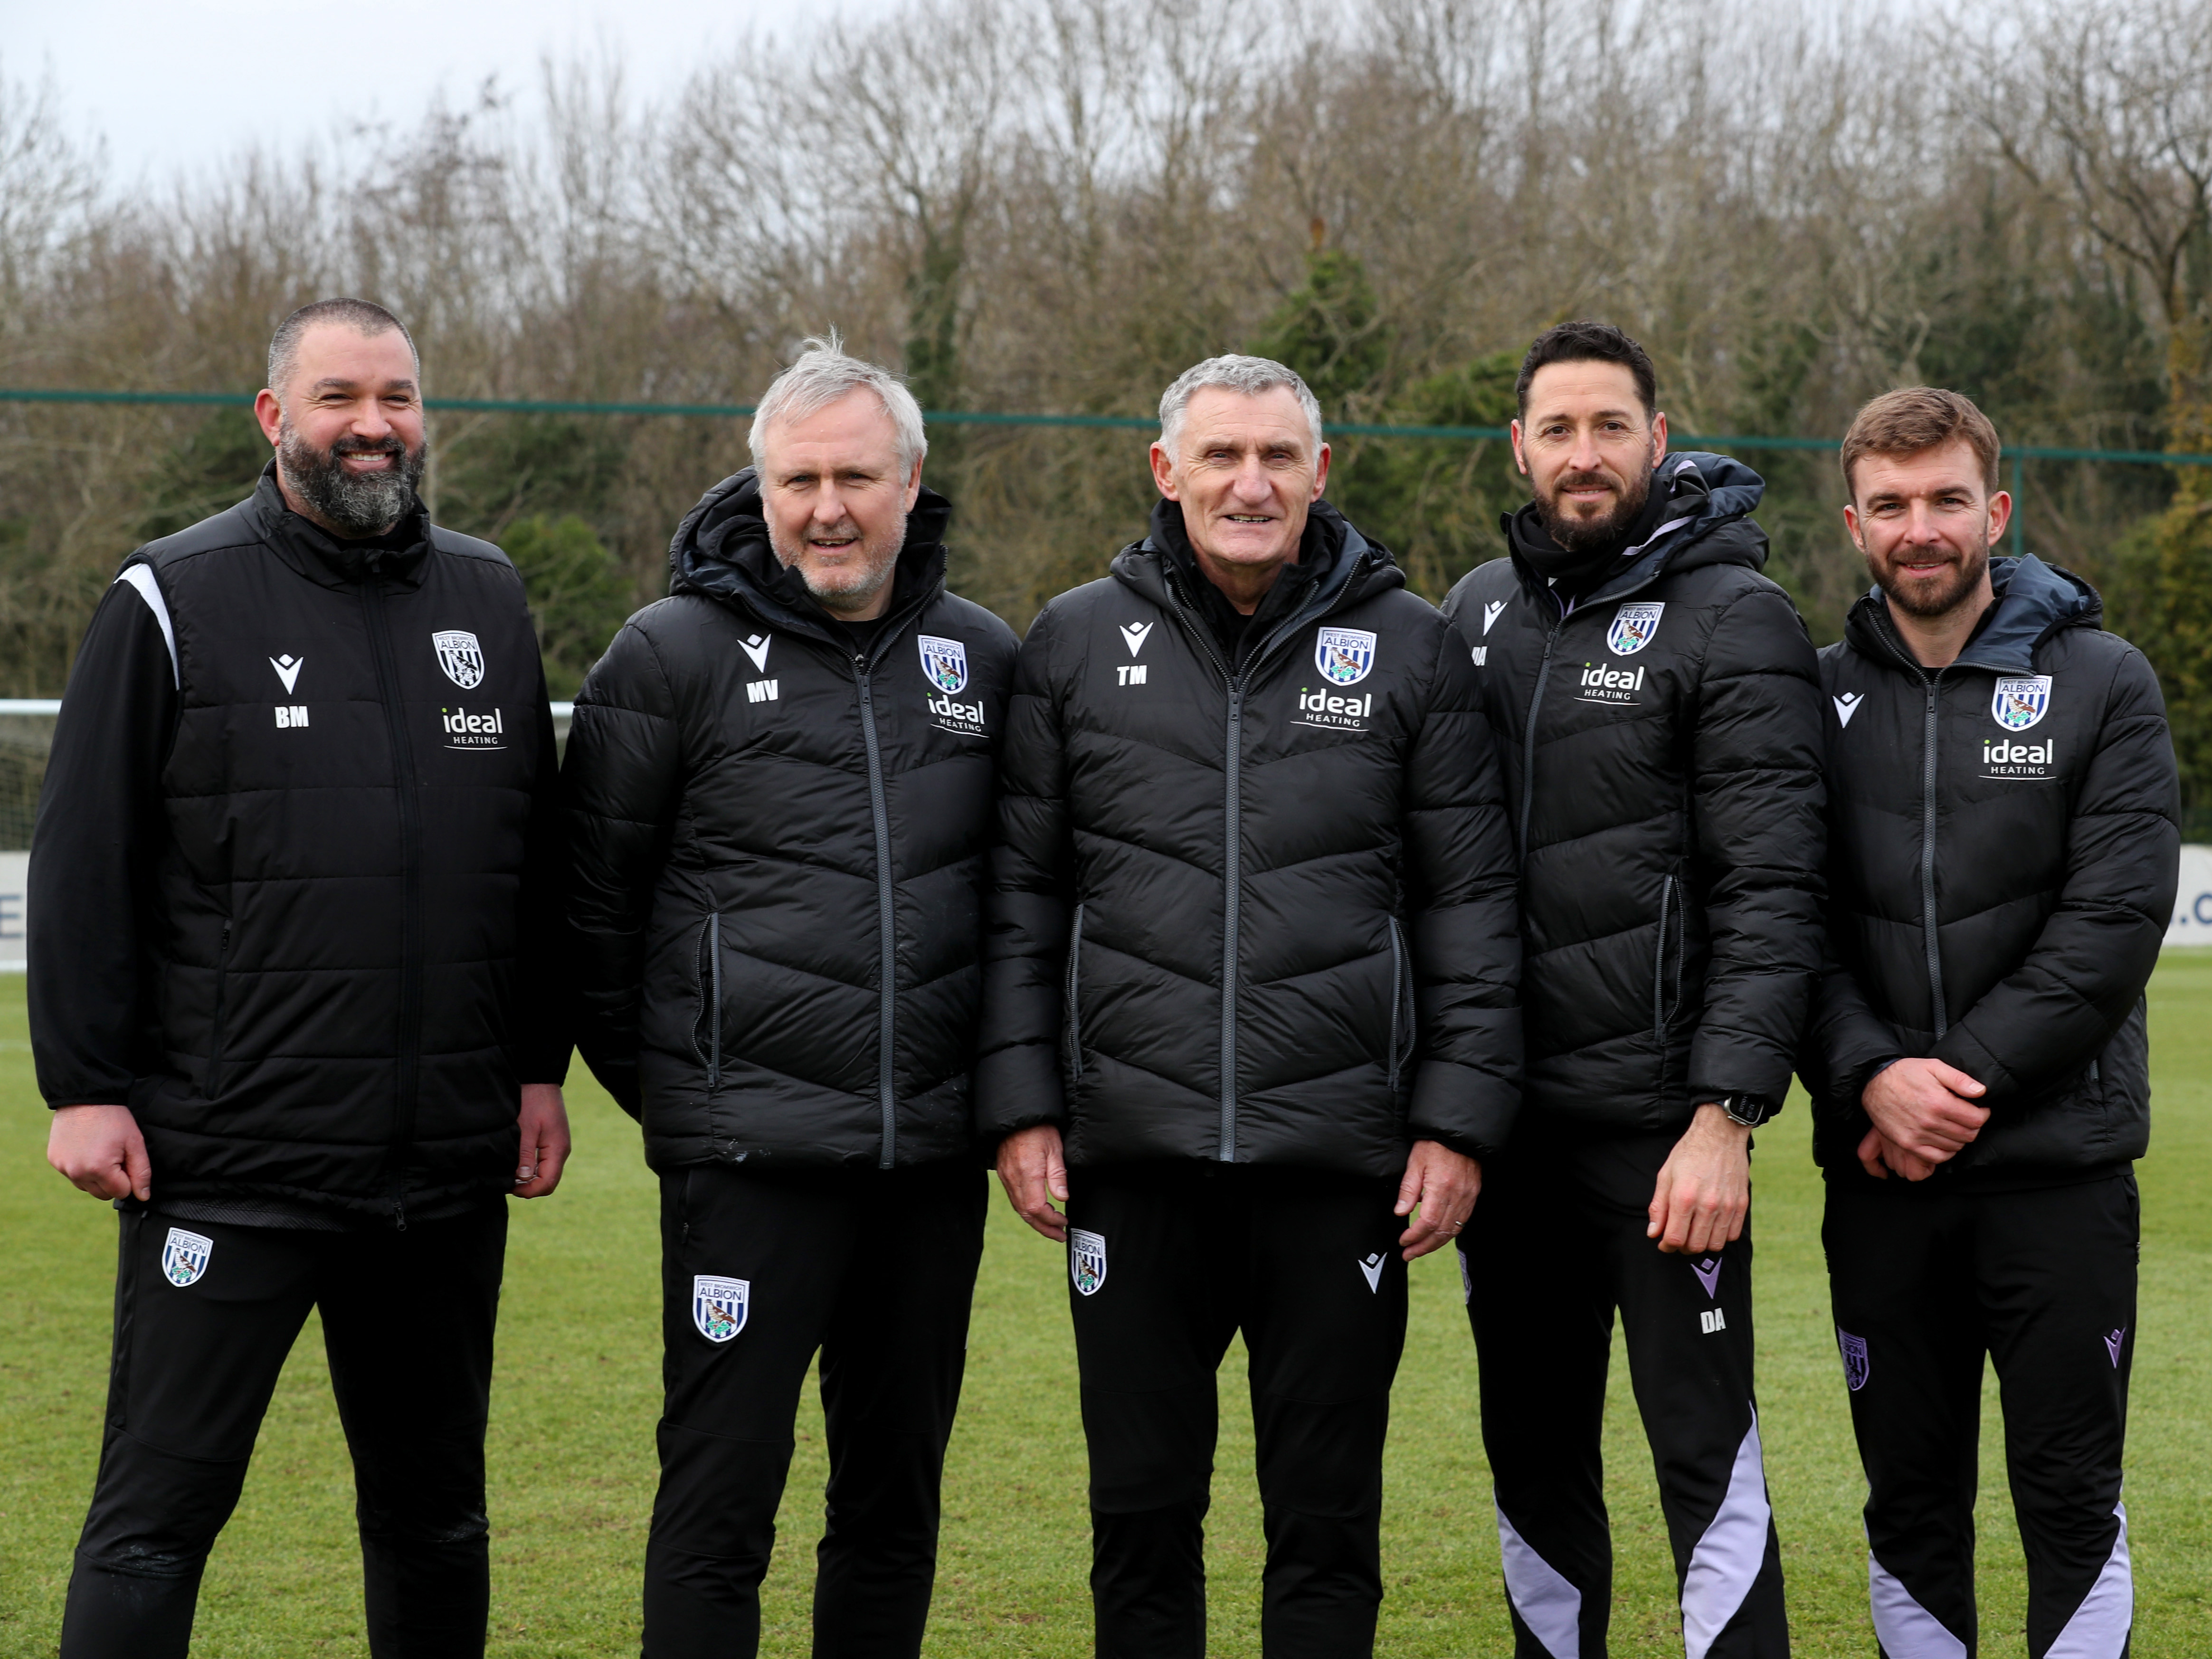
[[33, 299, 570, 1659]]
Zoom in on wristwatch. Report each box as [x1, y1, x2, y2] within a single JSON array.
[[1709, 1092, 1780, 1128]]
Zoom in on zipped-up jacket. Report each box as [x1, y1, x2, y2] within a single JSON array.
[[1440, 453, 1826, 1136], [561, 469, 1018, 1171], [974, 500, 1523, 1178], [1803, 557, 2179, 1183], [28, 465, 569, 1223]]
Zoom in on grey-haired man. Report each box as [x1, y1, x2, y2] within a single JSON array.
[[562, 338, 1017, 1658], [978, 355, 1522, 1657]]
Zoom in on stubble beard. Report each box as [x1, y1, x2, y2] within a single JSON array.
[[770, 510, 908, 616], [1535, 464, 1652, 555], [278, 418, 426, 537], [1871, 540, 1990, 620]]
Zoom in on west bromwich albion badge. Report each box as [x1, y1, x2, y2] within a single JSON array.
[[919, 635, 969, 695], [1315, 627, 1377, 686], [161, 1227, 212, 1288], [1605, 602, 1664, 657], [1070, 1229, 1107, 1297], [1991, 674, 2051, 731], [434, 630, 486, 689], [1837, 1327, 1870, 1392], [693, 1275, 750, 1342]]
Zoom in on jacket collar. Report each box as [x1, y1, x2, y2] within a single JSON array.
[[1111, 496, 1402, 673], [667, 466, 953, 655], [1844, 554, 2102, 676], [247, 461, 433, 590]]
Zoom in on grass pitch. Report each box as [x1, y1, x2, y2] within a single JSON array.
[[2, 960, 2207, 1657]]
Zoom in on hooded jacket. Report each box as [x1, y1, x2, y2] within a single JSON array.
[[561, 469, 1018, 1171], [1440, 453, 1826, 1137], [1803, 556, 2179, 1184], [28, 465, 568, 1224], [974, 499, 1523, 1178]]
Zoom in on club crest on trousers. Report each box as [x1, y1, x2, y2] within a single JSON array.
[[1837, 1327, 1870, 1392], [1070, 1228, 1107, 1296], [693, 1275, 750, 1342], [161, 1227, 212, 1288]]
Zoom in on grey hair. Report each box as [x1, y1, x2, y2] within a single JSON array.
[[266, 298, 419, 400], [748, 332, 929, 475], [1157, 354, 1325, 457]]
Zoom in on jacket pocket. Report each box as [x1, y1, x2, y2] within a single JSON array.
[[694, 913, 723, 1091], [1386, 915, 1413, 1093], [204, 920, 233, 1100], [1061, 903, 1086, 1083], [1652, 875, 1681, 1038]]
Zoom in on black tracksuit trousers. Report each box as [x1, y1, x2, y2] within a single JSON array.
[[643, 1160, 986, 1659], [1461, 1131, 1788, 1659], [60, 1203, 508, 1659], [1064, 1162, 1411, 1659], [1823, 1171, 2138, 1659]]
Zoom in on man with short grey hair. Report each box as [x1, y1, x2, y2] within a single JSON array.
[[979, 354, 1522, 1657], [562, 335, 1017, 1658]]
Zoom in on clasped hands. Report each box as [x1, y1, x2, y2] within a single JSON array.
[[1855, 1056, 1989, 1181]]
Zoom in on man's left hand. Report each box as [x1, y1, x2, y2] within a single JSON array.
[[515, 1084, 571, 1198], [1395, 1139, 1481, 1261], [1647, 1102, 1751, 1255]]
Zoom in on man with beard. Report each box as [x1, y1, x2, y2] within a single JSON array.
[[32, 297, 570, 1658], [1439, 321, 1823, 1659], [981, 355, 1522, 1659], [1804, 388, 2177, 1659], [561, 337, 1017, 1658]]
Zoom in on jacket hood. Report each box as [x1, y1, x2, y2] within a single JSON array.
[[667, 466, 954, 643], [1111, 496, 1404, 638], [1504, 450, 1769, 607], [1846, 554, 2102, 675]]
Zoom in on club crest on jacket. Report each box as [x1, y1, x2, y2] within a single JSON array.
[[1070, 1228, 1107, 1296], [433, 629, 486, 689], [161, 1227, 212, 1288], [693, 1275, 750, 1342], [1605, 602, 1665, 657], [919, 634, 969, 694], [1991, 674, 2052, 731], [1315, 626, 1377, 686]]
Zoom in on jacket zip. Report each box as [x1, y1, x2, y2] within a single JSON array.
[[1386, 915, 1407, 1093], [704, 912, 723, 1092], [1063, 902, 1086, 1082], [205, 920, 232, 1099], [361, 575, 424, 1225], [1518, 612, 1565, 854], [1918, 673, 1948, 1039], [853, 655, 899, 1168], [1652, 875, 1675, 1037]]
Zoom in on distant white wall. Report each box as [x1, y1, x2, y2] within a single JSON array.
[[0, 852, 24, 970], [2169, 844, 2212, 950]]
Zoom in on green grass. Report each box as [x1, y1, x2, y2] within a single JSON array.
[[3, 960, 2207, 1656]]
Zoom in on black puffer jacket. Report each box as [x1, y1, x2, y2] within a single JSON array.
[[1440, 453, 1826, 1135], [1803, 556, 2179, 1183], [29, 465, 567, 1222], [562, 470, 1018, 1171], [975, 500, 1522, 1178]]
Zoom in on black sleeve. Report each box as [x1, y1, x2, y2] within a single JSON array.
[[1402, 617, 1523, 1158], [974, 605, 1073, 1141], [28, 571, 178, 1108], [559, 619, 684, 1118], [511, 650, 572, 1086], [1687, 586, 1829, 1106], [1933, 646, 2180, 1098]]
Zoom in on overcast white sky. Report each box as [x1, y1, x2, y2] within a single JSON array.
[[13, 0, 890, 187]]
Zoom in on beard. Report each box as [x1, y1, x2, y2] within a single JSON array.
[[1870, 540, 1991, 619], [769, 510, 907, 614], [278, 420, 426, 537], [1533, 463, 1653, 555]]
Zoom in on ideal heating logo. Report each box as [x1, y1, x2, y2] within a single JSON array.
[[441, 706, 506, 749], [1982, 736, 2056, 779], [1576, 662, 1647, 705]]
